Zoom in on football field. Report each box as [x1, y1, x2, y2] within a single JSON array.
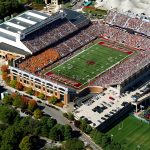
[[50, 44, 128, 84], [108, 116, 150, 150]]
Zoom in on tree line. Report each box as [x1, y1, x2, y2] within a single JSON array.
[[0, 105, 84, 150], [0, 0, 23, 20]]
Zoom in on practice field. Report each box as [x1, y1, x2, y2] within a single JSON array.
[[108, 116, 150, 150], [50, 43, 128, 84]]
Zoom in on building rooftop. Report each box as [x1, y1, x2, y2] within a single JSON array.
[[0, 43, 29, 56], [0, 10, 50, 42]]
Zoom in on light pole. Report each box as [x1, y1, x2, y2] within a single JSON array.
[[140, 105, 144, 112], [118, 121, 123, 130], [137, 145, 141, 150], [111, 134, 113, 142]]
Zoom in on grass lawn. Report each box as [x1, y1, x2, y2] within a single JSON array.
[[50, 43, 128, 84], [108, 116, 150, 150]]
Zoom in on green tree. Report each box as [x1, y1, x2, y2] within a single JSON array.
[[54, 124, 65, 141], [33, 109, 42, 119], [90, 129, 103, 145], [80, 119, 88, 132], [64, 125, 72, 140], [85, 124, 92, 134], [0, 0, 21, 19], [19, 136, 33, 150], [10, 80, 17, 88], [63, 138, 84, 150], [40, 124, 49, 137], [26, 87, 34, 95], [0, 105, 18, 124], [0, 143, 13, 150], [63, 112, 68, 118], [101, 135, 110, 148], [3, 94, 13, 105], [40, 116, 49, 125], [19, 117, 40, 136], [38, 93, 45, 99], [67, 112, 74, 121], [49, 126, 58, 141], [48, 96, 57, 104], [1, 125, 23, 150], [107, 142, 122, 150], [13, 95, 23, 107], [28, 100, 37, 112], [47, 147, 61, 150], [47, 118, 57, 129]]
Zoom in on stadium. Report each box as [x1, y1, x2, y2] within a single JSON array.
[[1, 8, 150, 104]]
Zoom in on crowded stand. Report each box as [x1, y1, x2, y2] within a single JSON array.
[[105, 10, 150, 36], [126, 18, 142, 30], [99, 40, 133, 54], [105, 11, 116, 24], [112, 13, 129, 27], [19, 21, 101, 74], [19, 49, 60, 73], [53, 22, 101, 56], [138, 22, 150, 36], [103, 25, 150, 50], [22, 18, 77, 53], [95, 19, 150, 87], [17, 9, 150, 90], [91, 52, 150, 87]]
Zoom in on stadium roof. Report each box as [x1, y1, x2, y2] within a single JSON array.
[[0, 43, 29, 56], [0, 10, 49, 42], [0, 10, 51, 55], [0, 9, 89, 56]]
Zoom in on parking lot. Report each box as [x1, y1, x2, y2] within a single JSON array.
[[74, 87, 131, 127]]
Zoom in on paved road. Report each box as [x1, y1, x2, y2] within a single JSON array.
[[38, 102, 69, 125], [40, 102, 102, 150], [1, 84, 102, 150]]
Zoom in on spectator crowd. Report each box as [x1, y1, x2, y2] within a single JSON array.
[[22, 18, 77, 53], [19, 21, 101, 74], [105, 11, 150, 37], [18, 12, 150, 89]]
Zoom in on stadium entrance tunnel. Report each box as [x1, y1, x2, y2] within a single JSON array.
[[78, 86, 104, 97]]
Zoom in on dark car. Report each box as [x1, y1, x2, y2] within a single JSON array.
[[101, 117, 106, 121], [121, 102, 128, 106], [104, 114, 110, 118], [21, 109, 26, 113], [25, 110, 32, 116]]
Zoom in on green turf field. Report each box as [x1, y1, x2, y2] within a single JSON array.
[[108, 116, 150, 150], [51, 44, 128, 84]]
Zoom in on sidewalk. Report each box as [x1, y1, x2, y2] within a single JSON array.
[[4, 85, 67, 113]]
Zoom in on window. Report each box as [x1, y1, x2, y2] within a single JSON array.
[[35, 84, 41, 89]]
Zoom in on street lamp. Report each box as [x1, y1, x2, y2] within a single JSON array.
[[111, 134, 113, 142], [137, 145, 141, 150], [118, 121, 123, 130], [140, 105, 144, 112]]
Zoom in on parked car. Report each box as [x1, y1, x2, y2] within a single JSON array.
[[37, 100, 42, 103], [109, 96, 115, 100], [24, 110, 32, 116], [101, 117, 106, 121]]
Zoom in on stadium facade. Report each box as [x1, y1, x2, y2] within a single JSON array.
[[1, 9, 150, 104]]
